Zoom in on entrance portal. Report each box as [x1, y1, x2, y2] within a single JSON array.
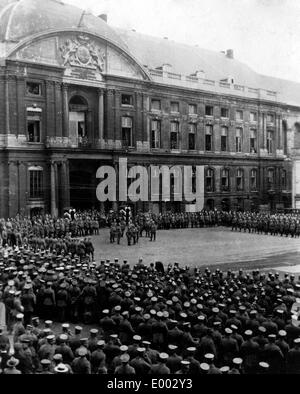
[[70, 170, 95, 209]]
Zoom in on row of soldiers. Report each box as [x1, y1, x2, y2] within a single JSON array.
[[1, 243, 300, 373]]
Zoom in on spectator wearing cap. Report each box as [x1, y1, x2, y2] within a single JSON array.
[[286, 338, 300, 374], [252, 326, 268, 351], [104, 335, 121, 369], [198, 328, 217, 360], [136, 314, 152, 341], [54, 362, 71, 375], [111, 305, 123, 328], [88, 329, 99, 353], [258, 361, 270, 374], [228, 357, 243, 374], [41, 282, 56, 321], [20, 284, 36, 326], [130, 347, 151, 374], [71, 347, 91, 374], [118, 312, 134, 345], [13, 313, 25, 344], [262, 334, 284, 374], [3, 357, 21, 374], [185, 347, 201, 374], [128, 335, 142, 359], [192, 314, 208, 338], [56, 283, 69, 323], [143, 341, 159, 365], [149, 353, 170, 374], [114, 354, 135, 374], [99, 310, 116, 341], [204, 353, 221, 375], [175, 360, 190, 374], [55, 334, 74, 365], [166, 345, 182, 373], [91, 340, 106, 374], [167, 320, 184, 350], [69, 326, 83, 353], [152, 312, 168, 351], [245, 310, 260, 333], [220, 328, 239, 365], [226, 310, 242, 332], [39, 359, 53, 374], [240, 330, 260, 374], [276, 330, 290, 370], [38, 334, 56, 361]]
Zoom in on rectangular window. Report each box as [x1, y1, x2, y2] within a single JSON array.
[[122, 116, 133, 147], [236, 169, 244, 191], [250, 129, 257, 153], [268, 169, 275, 189], [267, 130, 273, 154], [26, 82, 42, 96], [250, 112, 257, 122], [221, 126, 228, 152], [236, 128, 242, 152], [29, 169, 43, 198], [189, 104, 197, 115], [205, 105, 214, 116], [27, 112, 41, 143], [267, 114, 274, 123], [188, 123, 196, 150], [282, 170, 287, 190], [121, 94, 133, 106], [236, 110, 243, 121], [221, 169, 230, 191], [221, 108, 229, 118], [151, 99, 161, 111], [205, 125, 213, 151], [170, 121, 179, 149], [151, 120, 161, 149], [250, 169, 257, 191], [170, 101, 179, 113], [206, 169, 214, 192]]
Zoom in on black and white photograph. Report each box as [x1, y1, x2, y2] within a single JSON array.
[[1, 0, 300, 381]]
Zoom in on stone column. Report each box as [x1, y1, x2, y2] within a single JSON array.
[[5, 74, 10, 135], [278, 114, 283, 150], [61, 160, 70, 211], [62, 83, 69, 139], [98, 89, 104, 141], [50, 161, 58, 217]]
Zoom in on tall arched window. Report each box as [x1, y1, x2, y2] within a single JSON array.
[[281, 169, 287, 190], [69, 95, 88, 146], [250, 169, 258, 191], [221, 126, 228, 152], [206, 168, 215, 192], [267, 168, 275, 190], [221, 168, 230, 191], [236, 168, 244, 191]]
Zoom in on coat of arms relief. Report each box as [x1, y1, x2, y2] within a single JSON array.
[[59, 35, 106, 72]]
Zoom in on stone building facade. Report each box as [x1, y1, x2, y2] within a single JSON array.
[[0, 0, 299, 217]]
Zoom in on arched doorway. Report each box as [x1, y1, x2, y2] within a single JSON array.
[[70, 170, 95, 209], [69, 95, 89, 147]]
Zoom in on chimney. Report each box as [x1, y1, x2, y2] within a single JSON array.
[[226, 49, 234, 59], [99, 14, 107, 22]]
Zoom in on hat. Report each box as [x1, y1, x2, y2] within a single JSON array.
[[181, 360, 190, 366], [168, 344, 178, 350], [97, 340, 105, 347], [16, 313, 24, 319], [133, 335, 141, 342], [120, 345, 128, 352], [259, 362, 269, 369], [45, 320, 53, 326], [244, 330, 253, 337], [137, 347, 146, 353], [53, 353, 63, 361], [46, 335, 55, 341], [278, 330, 287, 337], [200, 363, 210, 371], [258, 326, 266, 334], [41, 359, 51, 366], [62, 323, 70, 329], [75, 326, 83, 332], [78, 347, 88, 356], [159, 353, 169, 361], [220, 366, 230, 373], [120, 354, 130, 363], [204, 353, 214, 360], [233, 358, 243, 365], [102, 309, 109, 314], [90, 329, 98, 335], [294, 338, 300, 344], [54, 363, 69, 373], [7, 357, 19, 367], [59, 334, 68, 341]]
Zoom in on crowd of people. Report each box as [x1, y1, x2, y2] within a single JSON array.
[[0, 247, 300, 374], [0, 207, 300, 374]]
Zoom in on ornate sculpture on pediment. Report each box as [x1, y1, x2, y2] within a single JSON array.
[[59, 35, 105, 72]]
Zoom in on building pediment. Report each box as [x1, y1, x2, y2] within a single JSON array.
[[7, 30, 150, 82]]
